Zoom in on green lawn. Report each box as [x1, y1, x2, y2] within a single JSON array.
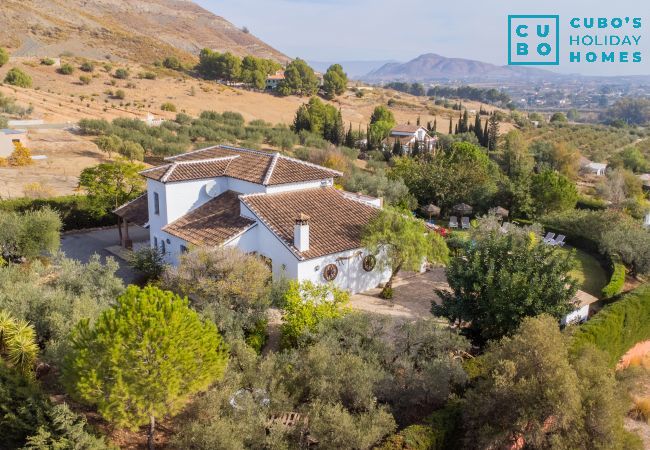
[[560, 246, 608, 298]]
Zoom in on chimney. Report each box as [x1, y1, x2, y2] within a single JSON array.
[[294, 213, 310, 252]]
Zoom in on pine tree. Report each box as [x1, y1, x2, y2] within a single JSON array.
[[64, 286, 229, 450]]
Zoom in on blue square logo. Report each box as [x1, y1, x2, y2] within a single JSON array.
[[508, 15, 559, 65]]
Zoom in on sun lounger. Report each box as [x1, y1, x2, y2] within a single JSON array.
[[543, 232, 555, 243], [449, 216, 458, 228], [461, 217, 470, 229]]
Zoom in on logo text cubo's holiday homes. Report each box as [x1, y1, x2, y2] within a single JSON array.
[[508, 15, 643, 66]]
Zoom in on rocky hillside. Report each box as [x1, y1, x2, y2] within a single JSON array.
[[0, 0, 288, 63], [364, 53, 557, 82]]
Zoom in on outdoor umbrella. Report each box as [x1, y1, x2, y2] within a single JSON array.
[[453, 203, 473, 215], [491, 206, 509, 218], [424, 203, 441, 220]]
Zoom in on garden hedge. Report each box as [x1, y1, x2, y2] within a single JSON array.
[[602, 260, 626, 299], [570, 284, 650, 366], [0, 196, 115, 231]]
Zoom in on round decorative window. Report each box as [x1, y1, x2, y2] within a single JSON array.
[[362, 255, 376, 272], [323, 264, 338, 281]]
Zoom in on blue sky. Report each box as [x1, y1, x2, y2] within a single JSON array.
[[195, 0, 649, 76]]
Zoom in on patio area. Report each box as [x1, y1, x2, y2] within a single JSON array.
[[350, 268, 449, 320]]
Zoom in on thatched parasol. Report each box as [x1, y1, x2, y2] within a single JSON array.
[[423, 203, 441, 220], [453, 203, 473, 215], [490, 206, 509, 218]]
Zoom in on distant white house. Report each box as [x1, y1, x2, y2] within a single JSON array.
[[265, 70, 285, 90], [141, 113, 164, 127], [115, 145, 394, 294], [383, 124, 436, 154], [0, 129, 28, 158], [580, 157, 607, 176]]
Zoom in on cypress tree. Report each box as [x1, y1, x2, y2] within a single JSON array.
[[417, 115, 421, 126], [454, 123, 458, 134], [433, 118, 437, 132], [449, 118, 453, 134], [483, 119, 489, 146], [345, 122, 354, 148], [392, 139, 403, 157], [488, 113, 500, 151], [411, 139, 420, 157], [474, 113, 483, 144]]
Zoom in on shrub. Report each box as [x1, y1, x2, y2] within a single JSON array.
[[163, 56, 182, 70], [4, 68, 32, 88], [79, 75, 91, 85], [78, 118, 111, 135], [140, 71, 157, 80], [40, 58, 55, 66], [57, 63, 75, 75], [0, 48, 8, 67], [602, 260, 626, 298], [79, 61, 95, 72], [0, 195, 116, 231], [161, 102, 177, 112], [129, 246, 166, 281], [114, 68, 129, 79], [113, 89, 125, 100], [0, 208, 62, 261], [378, 403, 462, 450], [280, 281, 349, 348], [8, 142, 33, 166], [570, 284, 650, 365], [245, 319, 268, 353]]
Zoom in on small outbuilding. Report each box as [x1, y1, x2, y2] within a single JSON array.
[[0, 129, 28, 158]]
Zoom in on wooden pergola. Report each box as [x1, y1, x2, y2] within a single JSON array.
[[113, 194, 149, 249]]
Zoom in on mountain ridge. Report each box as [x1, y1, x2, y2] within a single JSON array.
[[363, 53, 560, 82], [0, 0, 289, 63]]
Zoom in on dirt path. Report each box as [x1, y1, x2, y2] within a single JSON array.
[[262, 308, 283, 356]]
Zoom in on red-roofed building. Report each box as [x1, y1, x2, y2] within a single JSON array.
[[116, 145, 391, 293]]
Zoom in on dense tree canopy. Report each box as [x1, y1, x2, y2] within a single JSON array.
[[322, 63, 348, 99], [65, 285, 229, 448], [292, 96, 344, 144], [0, 208, 61, 261], [434, 221, 577, 342], [390, 142, 501, 213], [530, 169, 579, 216], [78, 160, 145, 216], [278, 58, 320, 96]]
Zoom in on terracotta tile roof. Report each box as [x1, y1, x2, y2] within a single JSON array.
[[147, 145, 341, 185], [113, 194, 149, 227], [390, 124, 423, 134], [241, 187, 379, 260], [141, 157, 236, 182], [162, 191, 254, 246]]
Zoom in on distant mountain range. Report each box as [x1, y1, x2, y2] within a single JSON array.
[[308, 60, 397, 79], [361, 53, 560, 83]]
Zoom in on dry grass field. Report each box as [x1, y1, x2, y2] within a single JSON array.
[[0, 58, 514, 199]]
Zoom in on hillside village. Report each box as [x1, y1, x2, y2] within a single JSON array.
[[1, 1, 650, 449]]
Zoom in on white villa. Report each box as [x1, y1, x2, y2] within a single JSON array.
[[383, 124, 436, 154], [115, 145, 391, 294]]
